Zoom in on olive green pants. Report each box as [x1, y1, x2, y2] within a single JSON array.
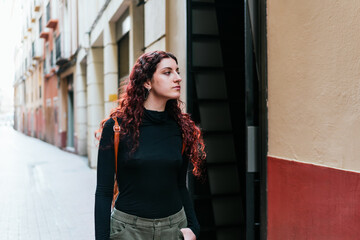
[[110, 207, 187, 240]]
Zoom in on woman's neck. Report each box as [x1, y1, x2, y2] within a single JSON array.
[[143, 99, 167, 112]]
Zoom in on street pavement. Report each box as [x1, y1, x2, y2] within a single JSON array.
[[0, 126, 96, 240]]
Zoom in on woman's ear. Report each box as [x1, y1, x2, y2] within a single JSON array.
[[143, 79, 151, 89]]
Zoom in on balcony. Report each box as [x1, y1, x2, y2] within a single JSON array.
[[55, 34, 71, 69], [34, 0, 41, 12], [44, 45, 57, 78], [45, 2, 58, 29], [55, 34, 69, 65], [56, 54, 70, 66], [43, 56, 50, 76], [39, 28, 50, 41], [46, 19, 58, 29], [32, 39, 44, 61]]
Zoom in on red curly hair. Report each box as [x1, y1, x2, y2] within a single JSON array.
[[96, 50, 206, 178]]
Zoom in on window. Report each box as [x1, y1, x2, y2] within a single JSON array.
[[39, 16, 42, 33], [46, 3, 50, 23], [56, 35, 61, 60], [50, 50, 54, 67], [44, 44, 49, 74], [32, 42, 35, 58]]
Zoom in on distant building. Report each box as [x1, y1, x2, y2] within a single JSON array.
[[14, 0, 44, 138]]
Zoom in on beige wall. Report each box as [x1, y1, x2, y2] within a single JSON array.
[[166, 0, 187, 109], [144, 0, 187, 108], [268, 0, 360, 171]]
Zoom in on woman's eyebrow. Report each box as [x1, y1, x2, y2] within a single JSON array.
[[161, 67, 180, 71]]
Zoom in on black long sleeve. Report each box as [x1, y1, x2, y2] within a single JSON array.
[[94, 108, 200, 239], [178, 153, 201, 238], [94, 118, 116, 240]]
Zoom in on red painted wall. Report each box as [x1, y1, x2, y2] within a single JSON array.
[[268, 156, 360, 240], [44, 74, 58, 145], [35, 107, 44, 139]]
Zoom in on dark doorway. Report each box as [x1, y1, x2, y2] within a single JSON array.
[[186, 0, 267, 239], [67, 74, 74, 149], [117, 32, 129, 98]]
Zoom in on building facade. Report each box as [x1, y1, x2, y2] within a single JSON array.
[[14, 0, 45, 138]]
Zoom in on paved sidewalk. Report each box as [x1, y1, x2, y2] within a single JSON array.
[[0, 126, 96, 240]]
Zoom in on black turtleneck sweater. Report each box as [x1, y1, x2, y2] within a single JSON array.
[[94, 107, 200, 239]]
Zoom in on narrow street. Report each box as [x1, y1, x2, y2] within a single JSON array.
[[0, 126, 96, 240]]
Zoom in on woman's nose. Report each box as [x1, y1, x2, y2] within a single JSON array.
[[174, 73, 182, 82]]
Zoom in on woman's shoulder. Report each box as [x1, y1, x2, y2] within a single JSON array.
[[101, 117, 123, 138], [101, 117, 123, 140], [104, 116, 123, 128]]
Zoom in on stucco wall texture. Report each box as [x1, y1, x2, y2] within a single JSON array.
[[267, 0, 360, 171]]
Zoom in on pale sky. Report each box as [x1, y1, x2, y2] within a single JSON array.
[[0, 0, 20, 112]]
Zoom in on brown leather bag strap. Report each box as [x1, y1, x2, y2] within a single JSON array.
[[112, 117, 120, 176]]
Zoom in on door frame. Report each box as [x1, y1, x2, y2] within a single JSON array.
[[258, 0, 268, 239], [185, 0, 268, 239]]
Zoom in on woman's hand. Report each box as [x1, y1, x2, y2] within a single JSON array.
[[180, 228, 196, 240]]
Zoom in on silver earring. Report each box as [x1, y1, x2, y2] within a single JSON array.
[[144, 88, 151, 100]]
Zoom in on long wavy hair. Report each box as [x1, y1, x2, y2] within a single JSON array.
[[96, 50, 206, 178]]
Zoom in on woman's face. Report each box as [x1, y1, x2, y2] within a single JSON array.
[[146, 58, 182, 100]]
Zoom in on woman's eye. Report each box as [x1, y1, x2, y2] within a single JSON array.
[[164, 72, 171, 75], [177, 72, 181, 75]]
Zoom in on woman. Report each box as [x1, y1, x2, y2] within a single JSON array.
[[94, 50, 206, 240]]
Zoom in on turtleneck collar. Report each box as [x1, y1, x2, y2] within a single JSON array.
[[142, 106, 169, 125]]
